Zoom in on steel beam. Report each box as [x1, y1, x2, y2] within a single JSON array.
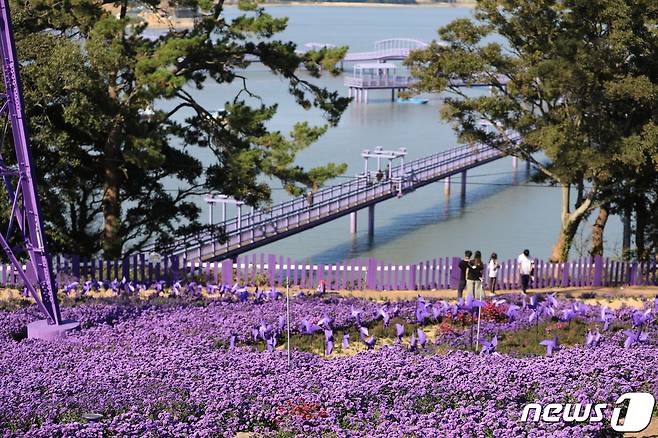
[[0, 0, 76, 335]]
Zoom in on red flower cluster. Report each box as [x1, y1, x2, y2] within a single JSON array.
[[479, 303, 508, 322], [276, 398, 329, 421]]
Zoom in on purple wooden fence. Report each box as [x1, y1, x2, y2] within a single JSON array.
[[2, 253, 652, 291]]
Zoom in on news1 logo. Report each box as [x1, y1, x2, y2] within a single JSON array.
[[521, 392, 656, 432]]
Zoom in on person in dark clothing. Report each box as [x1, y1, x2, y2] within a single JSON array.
[[457, 250, 472, 300], [467, 250, 484, 299]]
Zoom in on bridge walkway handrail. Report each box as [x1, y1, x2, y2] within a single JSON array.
[[146, 142, 508, 257]]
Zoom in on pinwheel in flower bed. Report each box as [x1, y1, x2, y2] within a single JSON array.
[[324, 329, 333, 356], [479, 335, 497, 355], [540, 334, 559, 356], [395, 323, 404, 344], [585, 329, 601, 348], [600, 305, 615, 331], [623, 329, 649, 349]]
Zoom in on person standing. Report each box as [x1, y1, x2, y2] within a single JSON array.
[[467, 250, 484, 300], [457, 250, 472, 300], [488, 252, 500, 295], [517, 249, 534, 295]]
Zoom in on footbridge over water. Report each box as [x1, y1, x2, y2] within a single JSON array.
[[144, 141, 521, 262]]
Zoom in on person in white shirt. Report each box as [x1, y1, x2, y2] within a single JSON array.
[[517, 249, 534, 294], [487, 252, 500, 295]]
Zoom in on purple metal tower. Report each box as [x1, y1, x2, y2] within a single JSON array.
[[0, 0, 77, 338]]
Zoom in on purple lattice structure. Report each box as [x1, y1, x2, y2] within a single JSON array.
[[0, 0, 78, 338]]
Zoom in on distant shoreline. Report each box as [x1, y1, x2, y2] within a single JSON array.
[[246, 1, 476, 8], [139, 1, 475, 30]]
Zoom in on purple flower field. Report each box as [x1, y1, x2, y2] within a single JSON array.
[[1, 290, 657, 437]]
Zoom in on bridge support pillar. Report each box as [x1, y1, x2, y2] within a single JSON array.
[[460, 170, 467, 198], [512, 156, 518, 168], [444, 176, 451, 196], [391, 89, 395, 102], [368, 205, 375, 236], [350, 211, 357, 234], [364, 89, 368, 104]]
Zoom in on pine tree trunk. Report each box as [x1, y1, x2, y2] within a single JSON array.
[[636, 197, 647, 261], [622, 205, 632, 261], [102, 121, 123, 258], [590, 203, 609, 257]]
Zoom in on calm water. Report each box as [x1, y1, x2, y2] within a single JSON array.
[[156, 6, 623, 263]]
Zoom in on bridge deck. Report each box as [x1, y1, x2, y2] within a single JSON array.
[[154, 143, 508, 261]]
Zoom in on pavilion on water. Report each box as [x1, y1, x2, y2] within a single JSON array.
[[344, 63, 414, 103]]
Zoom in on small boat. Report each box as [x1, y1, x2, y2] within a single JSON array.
[[397, 98, 429, 104]]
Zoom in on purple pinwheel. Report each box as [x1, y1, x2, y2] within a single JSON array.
[[317, 315, 333, 329], [416, 298, 430, 324], [267, 289, 282, 301], [63, 282, 78, 294], [623, 330, 649, 349], [359, 326, 369, 340], [342, 333, 349, 349], [351, 308, 363, 326], [395, 323, 404, 344], [154, 281, 165, 294], [506, 304, 520, 321], [277, 315, 286, 333], [254, 288, 265, 302], [390, 305, 400, 317], [251, 327, 259, 342], [431, 305, 442, 321], [300, 319, 321, 335], [560, 308, 577, 324], [324, 329, 334, 356], [409, 334, 417, 352], [600, 306, 614, 331], [364, 336, 375, 350], [229, 334, 236, 350], [417, 329, 427, 348], [110, 279, 120, 293], [585, 329, 601, 348], [265, 334, 277, 352], [236, 287, 249, 303], [82, 281, 93, 294], [460, 294, 485, 313], [631, 309, 652, 328], [540, 335, 559, 357], [378, 306, 390, 328], [480, 335, 497, 355], [546, 293, 558, 308]]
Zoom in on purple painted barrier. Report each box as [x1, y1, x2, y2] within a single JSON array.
[[21, 252, 656, 291]]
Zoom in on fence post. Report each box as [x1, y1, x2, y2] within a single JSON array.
[[450, 257, 461, 289], [593, 256, 603, 287], [268, 254, 276, 287], [222, 259, 233, 286], [409, 263, 417, 290]]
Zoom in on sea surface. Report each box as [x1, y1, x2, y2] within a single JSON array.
[[153, 6, 623, 264]]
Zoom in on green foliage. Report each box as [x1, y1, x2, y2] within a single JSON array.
[[406, 0, 658, 260], [3, 0, 349, 258]]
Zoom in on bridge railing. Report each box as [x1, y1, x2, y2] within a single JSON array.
[[190, 144, 503, 258], [344, 75, 415, 88], [142, 142, 509, 258]]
